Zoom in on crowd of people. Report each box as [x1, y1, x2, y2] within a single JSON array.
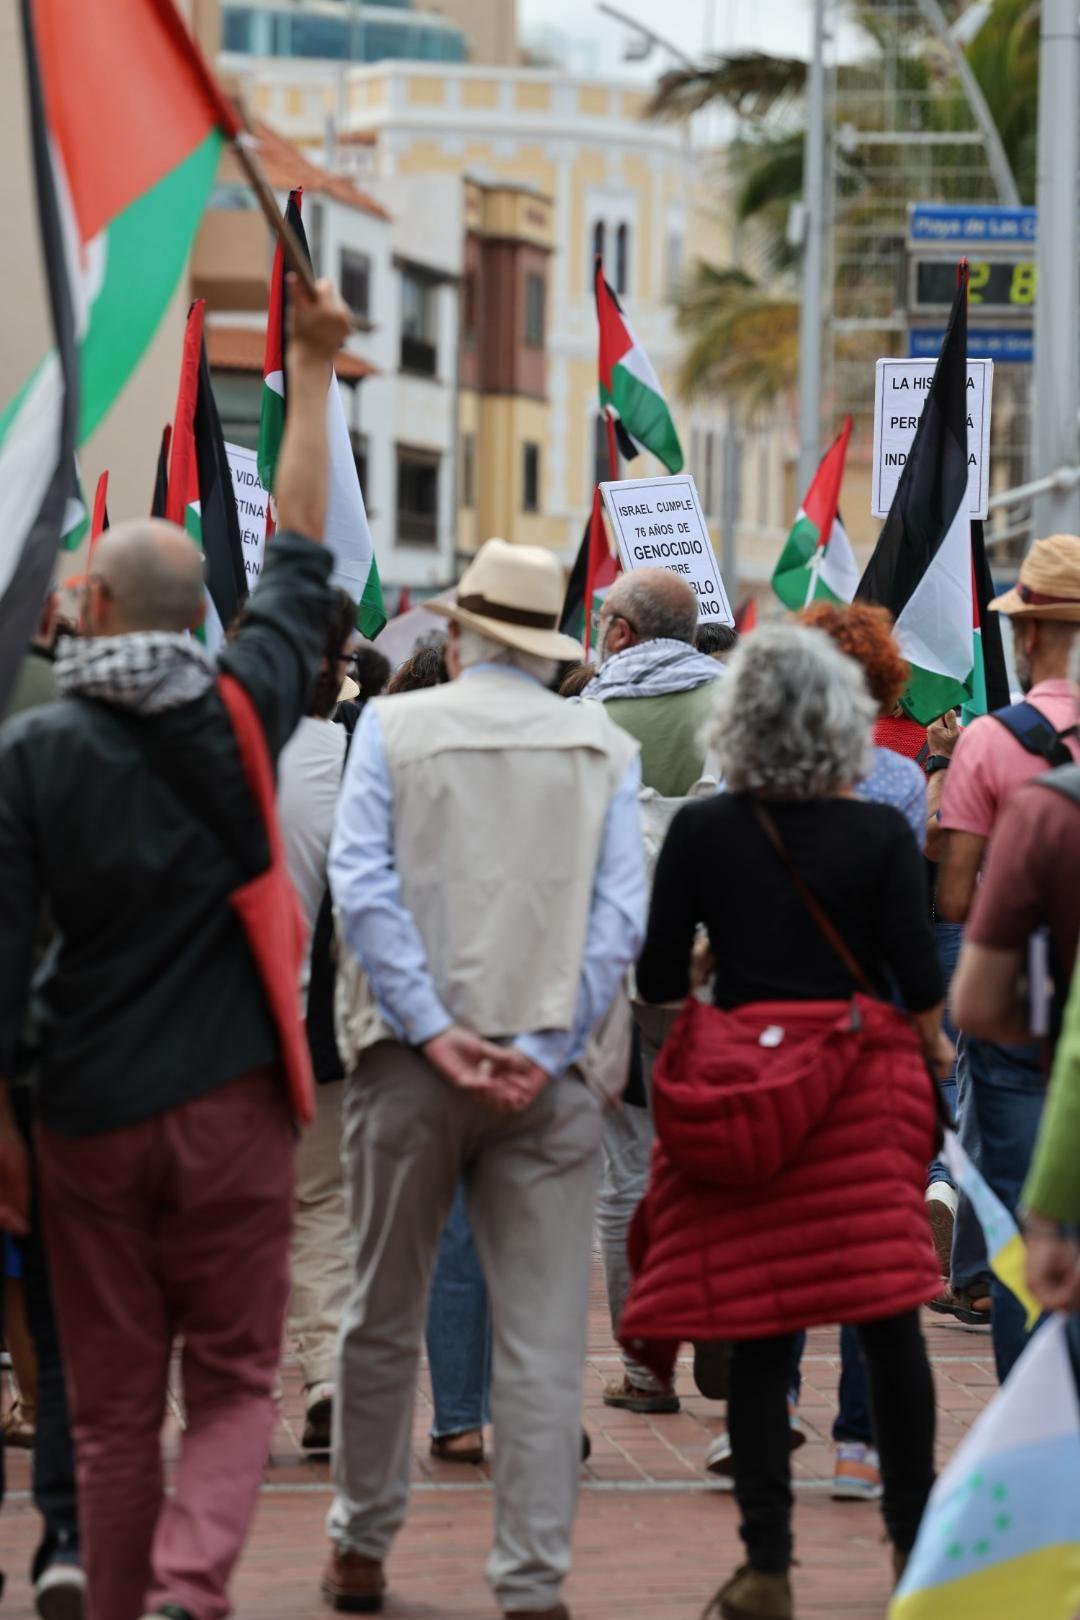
[[0, 276, 1078, 1620]]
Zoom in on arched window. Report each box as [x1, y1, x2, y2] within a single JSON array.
[[591, 220, 606, 287], [615, 222, 629, 296]]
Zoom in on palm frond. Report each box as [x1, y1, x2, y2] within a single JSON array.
[[646, 53, 807, 123]]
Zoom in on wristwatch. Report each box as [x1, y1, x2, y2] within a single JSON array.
[[925, 754, 952, 776]]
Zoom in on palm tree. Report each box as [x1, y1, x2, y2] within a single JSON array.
[[653, 0, 1039, 407]]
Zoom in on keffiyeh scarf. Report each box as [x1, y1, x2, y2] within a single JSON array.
[[583, 638, 724, 704], [55, 633, 215, 714]]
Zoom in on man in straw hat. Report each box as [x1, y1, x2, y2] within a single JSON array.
[[323, 539, 646, 1618], [937, 533, 1080, 1378]]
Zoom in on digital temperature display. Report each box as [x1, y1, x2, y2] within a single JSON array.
[[914, 259, 1037, 313]]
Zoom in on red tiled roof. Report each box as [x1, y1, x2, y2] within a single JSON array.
[[251, 120, 390, 220], [206, 324, 376, 382]]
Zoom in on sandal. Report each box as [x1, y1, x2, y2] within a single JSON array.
[[928, 1283, 991, 1326], [430, 1429, 484, 1464]]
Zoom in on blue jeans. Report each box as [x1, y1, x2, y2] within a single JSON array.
[[425, 1183, 492, 1437], [927, 921, 962, 1187], [832, 1324, 873, 1445], [950, 1034, 993, 1294], [967, 1036, 1047, 1381]]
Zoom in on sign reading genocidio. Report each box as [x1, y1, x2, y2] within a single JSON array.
[[600, 474, 734, 626], [872, 359, 993, 519]]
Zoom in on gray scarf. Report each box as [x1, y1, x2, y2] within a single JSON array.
[[55, 633, 215, 714], [583, 638, 725, 704]]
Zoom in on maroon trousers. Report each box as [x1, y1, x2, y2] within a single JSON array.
[[37, 1068, 295, 1620]]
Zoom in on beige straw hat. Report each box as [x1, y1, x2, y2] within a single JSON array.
[[989, 534, 1080, 621], [429, 538, 584, 659]]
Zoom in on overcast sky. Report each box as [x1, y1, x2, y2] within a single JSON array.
[[517, 0, 851, 77]]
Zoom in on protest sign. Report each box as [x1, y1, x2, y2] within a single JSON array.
[[600, 473, 734, 626], [225, 442, 268, 586], [872, 358, 993, 518]]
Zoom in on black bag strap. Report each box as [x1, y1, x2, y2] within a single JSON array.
[[749, 800, 874, 997], [991, 701, 1079, 769]]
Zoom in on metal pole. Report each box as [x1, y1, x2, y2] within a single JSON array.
[[1032, 0, 1080, 540], [795, 0, 827, 499]]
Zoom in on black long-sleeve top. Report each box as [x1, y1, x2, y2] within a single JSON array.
[[636, 793, 944, 1014]]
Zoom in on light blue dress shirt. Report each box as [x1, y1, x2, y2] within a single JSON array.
[[328, 665, 647, 1078], [856, 744, 928, 844]]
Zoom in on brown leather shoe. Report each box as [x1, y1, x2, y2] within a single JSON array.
[[321, 1549, 385, 1613], [705, 1565, 792, 1620]]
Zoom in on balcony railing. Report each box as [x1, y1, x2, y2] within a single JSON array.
[[400, 334, 437, 377]]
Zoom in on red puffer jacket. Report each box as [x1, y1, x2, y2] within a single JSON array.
[[619, 995, 940, 1383]]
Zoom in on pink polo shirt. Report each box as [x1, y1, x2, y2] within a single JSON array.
[[939, 679, 1080, 840]]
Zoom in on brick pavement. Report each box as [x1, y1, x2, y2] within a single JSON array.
[[0, 1260, 995, 1620]]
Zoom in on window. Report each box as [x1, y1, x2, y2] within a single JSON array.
[[340, 248, 371, 323], [591, 220, 606, 287], [351, 431, 370, 506], [615, 223, 629, 296], [703, 430, 715, 517], [524, 273, 545, 348], [212, 373, 261, 451], [400, 269, 437, 376], [397, 447, 440, 546], [461, 434, 475, 509], [522, 443, 541, 513], [593, 414, 613, 490]]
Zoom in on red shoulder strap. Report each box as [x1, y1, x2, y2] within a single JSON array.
[[217, 674, 282, 859]]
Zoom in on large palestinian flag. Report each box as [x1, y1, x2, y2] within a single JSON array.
[[596, 260, 683, 474], [0, 0, 240, 711], [857, 269, 1005, 724], [166, 299, 249, 647], [259, 190, 385, 639], [772, 417, 859, 610]]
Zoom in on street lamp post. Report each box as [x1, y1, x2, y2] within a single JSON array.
[[795, 0, 827, 501], [1032, 0, 1080, 540]]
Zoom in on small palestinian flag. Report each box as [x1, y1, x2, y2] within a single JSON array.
[[596, 259, 683, 473], [560, 487, 620, 654], [772, 417, 859, 610], [259, 190, 385, 639], [857, 267, 986, 725], [0, 0, 240, 710], [88, 470, 110, 554], [167, 299, 248, 647]]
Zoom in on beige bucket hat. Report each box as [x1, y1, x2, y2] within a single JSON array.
[[989, 534, 1080, 621], [429, 538, 584, 659]]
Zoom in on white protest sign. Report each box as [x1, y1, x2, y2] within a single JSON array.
[[871, 358, 993, 519], [225, 442, 269, 588], [600, 473, 734, 626]]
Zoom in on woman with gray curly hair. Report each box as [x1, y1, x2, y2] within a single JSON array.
[[618, 624, 952, 1620]]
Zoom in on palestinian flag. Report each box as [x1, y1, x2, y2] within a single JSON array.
[[772, 417, 859, 610], [0, 0, 239, 709], [963, 519, 1010, 721], [596, 259, 683, 473], [259, 190, 386, 639], [857, 268, 983, 725], [151, 425, 172, 520], [559, 488, 620, 654], [167, 299, 248, 646], [734, 597, 758, 635]]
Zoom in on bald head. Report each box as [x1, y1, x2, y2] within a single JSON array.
[[89, 520, 205, 636], [604, 567, 698, 644]]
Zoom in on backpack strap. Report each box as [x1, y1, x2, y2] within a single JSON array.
[[990, 701, 1079, 769], [1034, 762, 1080, 810]]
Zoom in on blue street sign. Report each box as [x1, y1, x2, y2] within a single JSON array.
[[909, 204, 1037, 245], [908, 327, 1033, 363]]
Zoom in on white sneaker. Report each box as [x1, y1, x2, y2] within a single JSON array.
[[34, 1562, 87, 1620], [705, 1402, 806, 1489], [831, 1442, 883, 1501], [926, 1182, 959, 1278]]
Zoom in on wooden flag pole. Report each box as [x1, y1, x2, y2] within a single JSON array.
[[230, 124, 318, 297]]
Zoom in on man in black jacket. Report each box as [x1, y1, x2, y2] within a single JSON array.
[[0, 276, 351, 1620]]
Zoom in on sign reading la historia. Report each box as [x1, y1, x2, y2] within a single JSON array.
[[871, 359, 993, 519], [225, 443, 268, 586], [600, 474, 734, 626]]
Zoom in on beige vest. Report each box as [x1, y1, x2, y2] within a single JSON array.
[[336, 670, 639, 1063]]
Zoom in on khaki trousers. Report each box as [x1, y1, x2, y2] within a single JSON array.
[[329, 1041, 602, 1614], [289, 1079, 349, 1391]]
